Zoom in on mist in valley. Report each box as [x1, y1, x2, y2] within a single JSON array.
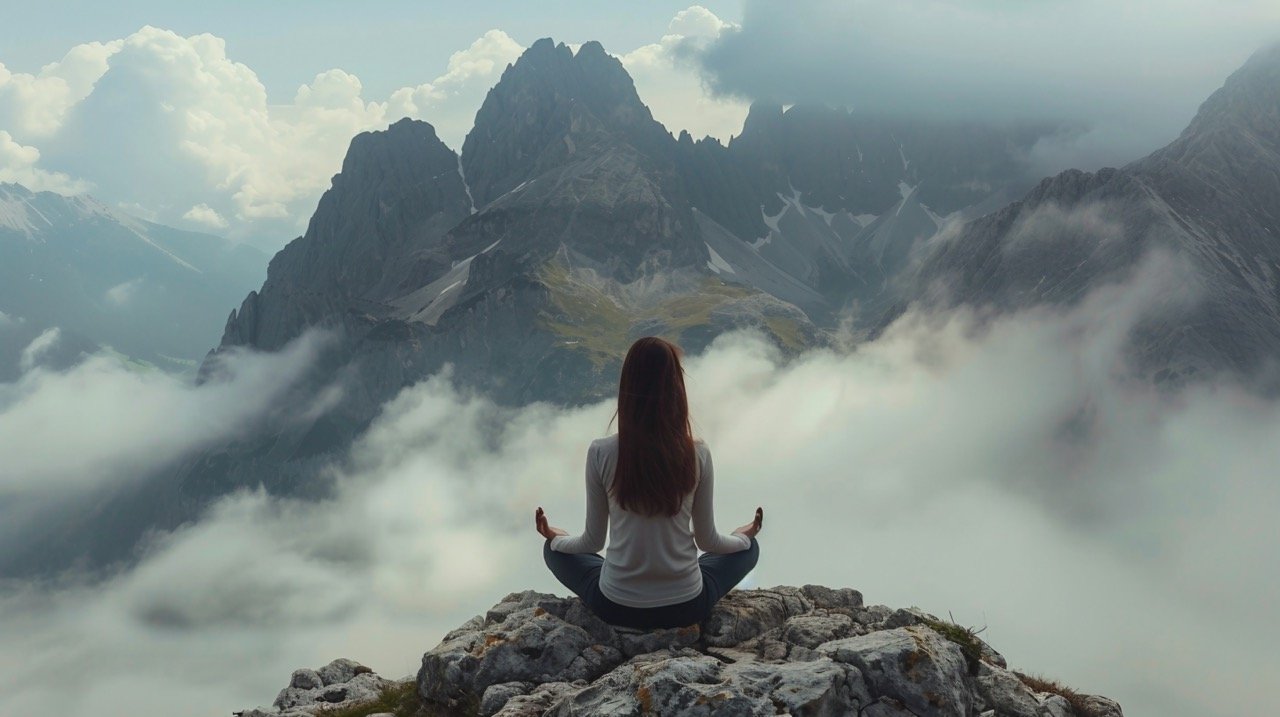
[[2, 257, 1276, 717]]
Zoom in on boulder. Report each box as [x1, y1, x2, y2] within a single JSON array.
[[231, 658, 396, 717], [411, 586, 1121, 717]]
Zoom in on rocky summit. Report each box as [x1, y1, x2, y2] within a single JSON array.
[[234, 586, 1123, 717]]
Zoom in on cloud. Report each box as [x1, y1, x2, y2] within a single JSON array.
[[1003, 201, 1127, 252], [0, 13, 761, 249], [181, 203, 228, 229], [37, 27, 392, 235], [0, 129, 89, 193], [0, 40, 120, 139], [0, 259, 1277, 716], [0, 310, 22, 329], [620, 6, 749, 141], [0, 27, 522, 247], [0, 330, 329, 496], [387, 29, 525, 147], [104, 278, 143, 305], [696, 0, 1280, 169], [17, 327, 60, 372]]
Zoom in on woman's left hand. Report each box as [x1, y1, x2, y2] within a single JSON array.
[[535, 507, 568, 541]]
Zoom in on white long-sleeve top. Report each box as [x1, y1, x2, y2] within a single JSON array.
[[549, 435, 751, 608]]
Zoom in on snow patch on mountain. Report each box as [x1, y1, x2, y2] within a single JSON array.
[[705, 242, 735, 275]]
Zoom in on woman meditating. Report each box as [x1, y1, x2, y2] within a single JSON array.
[[536, 336, 763, 630]]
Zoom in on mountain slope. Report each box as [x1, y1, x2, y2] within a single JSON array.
[[0, 183, 265, 378], [2, 38, 1060, 575], [915, 44, 1280, 385]]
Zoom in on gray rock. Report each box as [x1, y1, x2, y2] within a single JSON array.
[[227, 659, 396, 716], [274, 671, 387, 711], [236, 585, 1124, 717], [701, 585, 827, 647], [287, 669, 323, 691], [480, 680, 536, 716], [976, 662, 1042, 717], [614, 625, 701, 657], [496, 681, 582, 716], [417, 591, 624, 708], [1081, 694, 1125, 717], [781, 612, 861, 649], [721, 659, 871, 716], [861, 697, 920, 716], [1038, 694, 1074, 717], [819, 626, 975, 717], [316, 658, 367, 686], [410, 586, 1122, 717]]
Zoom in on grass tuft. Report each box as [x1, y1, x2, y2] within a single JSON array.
[[919, 614, 986, 674], [1013, 672, 1108, 717]]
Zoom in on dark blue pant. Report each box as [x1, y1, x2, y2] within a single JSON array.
[[543, 538, 760, 630]]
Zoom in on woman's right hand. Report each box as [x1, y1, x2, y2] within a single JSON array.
[[733, 507, 764, 538], [536, 507, 568, 541]]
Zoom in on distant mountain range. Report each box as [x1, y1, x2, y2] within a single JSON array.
[[0, 183, 266, 379], [916, 44, 1280, 386], [10, 39, 1280, 575]]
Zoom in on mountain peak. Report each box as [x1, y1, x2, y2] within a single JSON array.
[[244, 117, 470, 333], [459, 37, 670, 207], [575, 39, 609, 59], [1166, 43, 1280, 150]]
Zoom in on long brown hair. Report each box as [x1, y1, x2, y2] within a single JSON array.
[[610, 337, 697, 517]]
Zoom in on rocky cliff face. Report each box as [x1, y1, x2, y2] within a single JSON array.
[[235, 586, 1123, 717], [914, 44, 1280, 386]]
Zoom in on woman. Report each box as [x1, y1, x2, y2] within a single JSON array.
[[536, 336, 763, 630]]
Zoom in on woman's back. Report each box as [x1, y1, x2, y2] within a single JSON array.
[[539, 335, 761, 628], [549, 435, 750, 608]]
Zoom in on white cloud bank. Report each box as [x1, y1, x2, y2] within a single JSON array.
[[620, 6, 750, 143], [0, 264, 1276, 717], [181, 203, 228, 229], [0, 331, 329, 494], [0, 129, 88, 193], [0, 8, 744, 249]]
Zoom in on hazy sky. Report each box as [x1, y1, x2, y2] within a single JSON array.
[[2, 1, 1276, 248], [0, 1, 742, 101]]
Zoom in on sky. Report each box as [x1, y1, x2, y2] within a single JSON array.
[[1, 1, 1276, 250]]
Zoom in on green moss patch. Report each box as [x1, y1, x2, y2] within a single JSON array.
[[537, 261, 805, 365]]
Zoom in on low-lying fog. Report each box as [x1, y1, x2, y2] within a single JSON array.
[[1, 258, 1275, 717]]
